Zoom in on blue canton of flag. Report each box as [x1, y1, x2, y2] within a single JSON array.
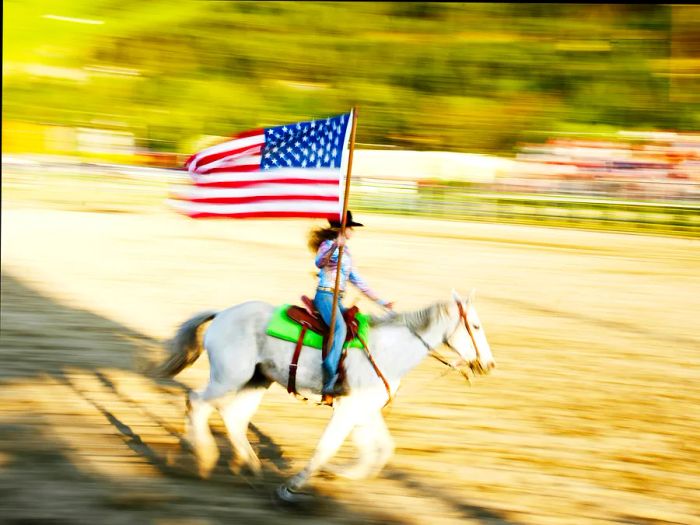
[[261, 113, 350, 171]]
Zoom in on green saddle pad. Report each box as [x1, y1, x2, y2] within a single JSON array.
[[266, 304, 370, 350]]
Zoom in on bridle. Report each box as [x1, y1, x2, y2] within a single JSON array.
[[410, 299, 481, 380]]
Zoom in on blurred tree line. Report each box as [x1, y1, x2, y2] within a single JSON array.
[[3, 2, 699, 155]]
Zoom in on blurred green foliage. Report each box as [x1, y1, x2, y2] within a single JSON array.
[[3, 2, 699, 154]]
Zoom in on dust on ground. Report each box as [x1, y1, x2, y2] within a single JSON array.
[[1, 205, 699, 524]]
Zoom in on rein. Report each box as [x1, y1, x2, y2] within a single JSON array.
[[428, 350, 471, 383], [357, 335, 393, 407]]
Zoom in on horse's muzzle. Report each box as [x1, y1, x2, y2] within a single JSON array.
[[467, 360, 495, 375]]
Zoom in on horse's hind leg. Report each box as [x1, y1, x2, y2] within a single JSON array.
[[218, 384, 268, 476], [181, 301, 267, 478], [185, 390, 219, 478], [186, 374, 259, 478]]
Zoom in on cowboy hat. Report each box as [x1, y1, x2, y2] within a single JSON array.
[[328, 210, 364, 228]]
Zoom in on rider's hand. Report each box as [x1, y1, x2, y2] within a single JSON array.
[[384, 301, 395, 311], [336, 233, 347, 248]]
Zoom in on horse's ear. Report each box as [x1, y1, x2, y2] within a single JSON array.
[[451, 289, 463, 303], [468, 288, 476, 304]]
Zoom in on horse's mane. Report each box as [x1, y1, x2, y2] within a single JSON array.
[[369, 302, 450, 333]]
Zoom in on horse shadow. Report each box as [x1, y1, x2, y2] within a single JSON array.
[[1, 271, 407, 522], [382, 467, 523, 524], [0, 271, 291, 471]]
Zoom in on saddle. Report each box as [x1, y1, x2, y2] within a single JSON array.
[[285, 296, 360, 399], [282, 296, 392, 407], [286, 296, 361, 345]]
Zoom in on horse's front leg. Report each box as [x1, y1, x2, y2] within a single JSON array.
[[367, 411, 395, 477], [283, 400, 358, 493], [325, 409, 395, 480]]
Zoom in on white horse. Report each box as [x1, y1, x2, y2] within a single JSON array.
[[156, 289, 495, 501]]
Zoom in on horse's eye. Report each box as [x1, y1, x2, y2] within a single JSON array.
[[473, 323, 480, 330]]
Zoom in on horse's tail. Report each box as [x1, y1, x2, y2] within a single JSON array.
[[153, 311, 218, 378]]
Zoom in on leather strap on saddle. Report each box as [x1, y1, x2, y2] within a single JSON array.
[[287, 325, 307, 395]]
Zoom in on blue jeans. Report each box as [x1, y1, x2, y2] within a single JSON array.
[[313, 289, 346, 385]]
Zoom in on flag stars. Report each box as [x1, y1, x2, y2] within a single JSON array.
[[262, 112, 348, 170]]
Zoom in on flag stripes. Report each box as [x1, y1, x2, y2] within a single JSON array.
[[172, 110, 353, 219]]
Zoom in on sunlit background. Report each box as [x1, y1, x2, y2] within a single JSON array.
[[2, 3, 699, 524], [4, 2, 700, 233]]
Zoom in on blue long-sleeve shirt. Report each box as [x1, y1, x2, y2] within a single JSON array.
[[315, 239, 387, 306]]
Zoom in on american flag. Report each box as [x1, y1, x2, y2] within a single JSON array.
[[169, 110, 354, 219]]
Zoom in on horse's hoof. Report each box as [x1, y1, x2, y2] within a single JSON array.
[[273, 485, 314, 506]]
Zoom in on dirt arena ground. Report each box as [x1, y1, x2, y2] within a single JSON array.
[[1, 198, 699, 524]]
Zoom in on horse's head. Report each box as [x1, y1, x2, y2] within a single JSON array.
[[442, 289, 495, 376]]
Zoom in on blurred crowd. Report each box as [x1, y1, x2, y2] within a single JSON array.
[[500, 132, 700, 201]]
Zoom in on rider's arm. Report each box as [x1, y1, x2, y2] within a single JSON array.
[[348, 266, 389, 307]]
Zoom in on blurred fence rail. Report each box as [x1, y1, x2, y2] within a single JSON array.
[[3, 155, 699, 237], [350, 178, 700, 237]]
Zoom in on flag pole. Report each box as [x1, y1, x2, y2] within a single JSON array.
[[325, 107, 358, 388]]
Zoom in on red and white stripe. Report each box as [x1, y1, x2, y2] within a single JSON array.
[[184, 129, 264, 176], [172, 129, 345, 219]]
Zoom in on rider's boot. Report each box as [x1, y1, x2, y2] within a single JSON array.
[[322, 371, 348, 398]]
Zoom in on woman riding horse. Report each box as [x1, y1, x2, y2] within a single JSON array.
[[308, 210, 394, 397]]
